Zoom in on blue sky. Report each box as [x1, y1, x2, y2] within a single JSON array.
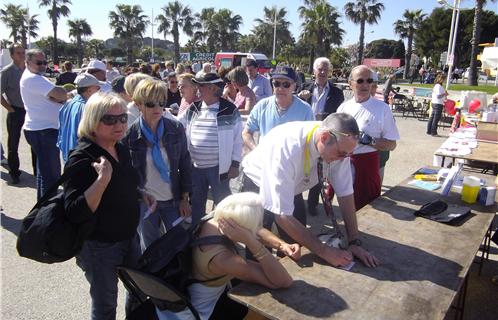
[[2, 0, 497, 47]]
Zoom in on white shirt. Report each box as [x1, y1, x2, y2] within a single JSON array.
[[144, 147, 173, 201], [431, 84, 445, 104], [338, 97, 400, 154], [311, 82, 330, 116], [243, 121, 353, 216], [127, 102, 140, 128], [20, 69, 62, 130]]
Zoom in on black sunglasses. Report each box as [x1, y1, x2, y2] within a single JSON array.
[[100, 113, 128, 125], [353, 78, 374, 84], [34, 60, 48, 66], [144, 101, 167, 108], [273, 80, 292, 88]]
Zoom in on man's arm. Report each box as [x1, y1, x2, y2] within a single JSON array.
[[1, 96, 15, 112], [274, 214, 353, 267], [47, 86, 68, 104], [372, 138, 397, 151], [337, 194, 379, 267], [242, 127, 257, 151]]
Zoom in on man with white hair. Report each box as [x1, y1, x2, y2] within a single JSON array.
[[337, 65, 399, 210], [20, 49, 68, 199], [298, 57, 345, 216]]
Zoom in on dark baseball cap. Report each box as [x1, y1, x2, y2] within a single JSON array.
[[192, 72, 224, 85], [111, 76, 125, 93], [270, 66, 297, 82]]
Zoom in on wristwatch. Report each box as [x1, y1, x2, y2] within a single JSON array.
[[348, 239, 362, 247], [370, 138, 377, 146]]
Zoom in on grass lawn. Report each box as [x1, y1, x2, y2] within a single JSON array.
[[399, 83, 498, 95]]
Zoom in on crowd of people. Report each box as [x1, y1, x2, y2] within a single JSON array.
[[2, 43, 402, 320]]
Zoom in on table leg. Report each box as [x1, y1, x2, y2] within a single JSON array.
[[450, 273, 468, 320]]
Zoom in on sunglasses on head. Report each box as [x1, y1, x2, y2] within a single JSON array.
[[100, 113, 128, 125], [353, 78, 374, 84], [272, 80, 292, 88], [34, 60, 48, 66], [144, 101, 167, 108]]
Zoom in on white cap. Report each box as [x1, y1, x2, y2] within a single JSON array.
[[74, 73, 100, 88], [85, 59, 106, 72]]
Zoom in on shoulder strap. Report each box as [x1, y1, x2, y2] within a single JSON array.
[[190, 235, 232, 248], [33, 149, 97, 209]]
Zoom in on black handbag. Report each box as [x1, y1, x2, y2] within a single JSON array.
[[16, 156, 96, 264]]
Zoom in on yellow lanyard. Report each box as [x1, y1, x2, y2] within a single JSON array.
[[304, 124, 320, 183]]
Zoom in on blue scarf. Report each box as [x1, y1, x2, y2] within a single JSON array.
[[139, 117, 170, 183]]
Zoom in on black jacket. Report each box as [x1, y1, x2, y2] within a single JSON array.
[[63, 138, 141, 242], [301, 80, 345, 120]]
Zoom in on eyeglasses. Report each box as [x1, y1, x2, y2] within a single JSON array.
[[100, 113, 128, 125], [273, 80, 292, 89], [144, 101, 167, 108], [328, 130, 355, 158], [353, 78, 374, 84], [34, 60, 48, 66]]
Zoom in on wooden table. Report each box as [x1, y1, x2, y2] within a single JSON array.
[[229, 172, 497, 320], [434, 141, 498, 174]]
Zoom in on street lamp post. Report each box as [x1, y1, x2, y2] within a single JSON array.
[[438, 0, 461, 90]]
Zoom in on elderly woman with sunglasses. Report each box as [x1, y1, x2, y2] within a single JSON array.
[[123, 78, 192, 251], [63, 91, 156, 320]]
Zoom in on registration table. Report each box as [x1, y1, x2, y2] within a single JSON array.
[[229, 171, 497, 320]]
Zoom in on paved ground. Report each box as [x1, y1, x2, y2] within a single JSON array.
[[1, 109, 497, 319]]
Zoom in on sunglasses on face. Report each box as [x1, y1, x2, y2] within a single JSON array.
[[100, 113, 128, 125], [144, 101, 167, 108], [272, 80, 292, 88], [328, 130, 356, 158], [353, 78, 374, 84], [34, 60, 48, 66]]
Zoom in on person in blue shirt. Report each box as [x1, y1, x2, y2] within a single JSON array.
[[246, 59, 273, 103], [57, 73, 100, 162], [242, 66, 314, 239]]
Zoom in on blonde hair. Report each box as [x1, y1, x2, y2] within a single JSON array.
[[78, 92, 127, 140], [178, 72, 195, 84], [124, 72, 152, 97], [132, 78, 168, 105], [175, 63, 185, 74], [212, 192, 263, 235]]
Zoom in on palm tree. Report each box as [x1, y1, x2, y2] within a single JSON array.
[[299, 0, 344, 73], [1, 4, 39, 48], [468, 0, 496, 86], [252, 6, 294, 57], [156, 1, 195, 63], [67, 18, 92, 66], [85, 39, 105, 60], [394, 9, 426, 79], [109, 4, 149, 65], [344, 0, 385, 65], [38, 0, 71, 65], [193, 8, 217, 52], [212, 9, 243, 51]]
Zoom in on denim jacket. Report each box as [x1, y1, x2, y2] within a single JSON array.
[[122, 116, 193, 201]]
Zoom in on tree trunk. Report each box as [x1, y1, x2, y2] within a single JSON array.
[[52, 19, 59, 65], [173, 24, 180, 64], [127, 38, 133, 65], [76, 36, 82, 67], [308, 46, 315, 74], [468, 0, 483, 86], [404, 32, 413, 80], [357, 20, 365, 65]]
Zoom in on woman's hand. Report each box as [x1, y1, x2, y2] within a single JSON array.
[[179, 199, 191, 217], [142, 192, 157, 213], [279, 243, 301, 260], [218, 218, 255, 245], [92, 156, 112, 185]]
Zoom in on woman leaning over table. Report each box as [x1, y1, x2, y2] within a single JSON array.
[[427, 73, 448, 137], [122, 78, 192, 252], [156, 192, 296, 320], [63, 91, 156, 320]]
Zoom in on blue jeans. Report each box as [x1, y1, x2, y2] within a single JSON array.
[[137, 200, 181, 252], [191, 166, 231, 225], [427, 103, 443, 135], [76, 237, 141, 320], [24, 129, 61, 199]]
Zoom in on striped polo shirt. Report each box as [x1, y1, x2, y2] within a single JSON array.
[[189, 101, 220, 168]]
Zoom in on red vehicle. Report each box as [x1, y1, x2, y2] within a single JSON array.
[[214, 52, 272, 74]]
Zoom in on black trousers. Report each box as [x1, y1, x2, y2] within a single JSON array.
[[241, 174, 306, 244], [6, 107, 25, 177]]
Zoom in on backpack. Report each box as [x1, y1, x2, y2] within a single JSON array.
[[16, 156, 96, 264], [118, 215, 233, 319]]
